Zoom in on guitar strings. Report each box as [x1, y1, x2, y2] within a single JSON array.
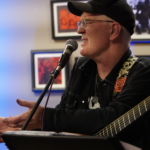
[[94, 96, 150, 137]]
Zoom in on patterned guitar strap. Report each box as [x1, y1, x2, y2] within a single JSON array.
[[113, 56, 138, 99], [93, 56, 138, 137]]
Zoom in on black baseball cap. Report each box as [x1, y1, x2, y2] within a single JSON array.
[[67, 0, 135, 35]]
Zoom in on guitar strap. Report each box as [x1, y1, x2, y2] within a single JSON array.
[[113, 56, 138, 99]]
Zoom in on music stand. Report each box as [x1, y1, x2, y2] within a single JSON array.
[[2, 131, 125, 150]]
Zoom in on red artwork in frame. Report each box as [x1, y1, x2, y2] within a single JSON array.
[[38, 57, 62, 85], [57, 6, 80, 32]]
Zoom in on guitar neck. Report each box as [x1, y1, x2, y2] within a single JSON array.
[[94, 96, 150, 137]]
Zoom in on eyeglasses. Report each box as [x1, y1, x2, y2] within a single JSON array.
[[77, 19, 114, 29]]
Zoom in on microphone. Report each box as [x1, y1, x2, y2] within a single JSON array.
[[53, 39, 78, 78]]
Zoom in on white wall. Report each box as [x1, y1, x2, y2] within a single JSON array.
[[0, 0, 150, 150]]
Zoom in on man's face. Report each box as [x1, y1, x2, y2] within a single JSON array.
[[77, 13, 113, 60]]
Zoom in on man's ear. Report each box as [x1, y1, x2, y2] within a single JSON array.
[[109, 23, 121, 40]]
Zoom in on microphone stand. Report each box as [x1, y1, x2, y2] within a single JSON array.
[[21, 71, 56, 130], [21, 47, 71, 130]]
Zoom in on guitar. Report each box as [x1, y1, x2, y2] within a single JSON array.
[[94, 96, 150, 137]]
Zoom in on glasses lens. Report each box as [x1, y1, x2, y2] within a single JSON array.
[[77, 20, 86, 29], [77, 20, 83, 29], [77, 21, 81, 28]]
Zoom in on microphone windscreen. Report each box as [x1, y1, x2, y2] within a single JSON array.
[[66, 39, 78, 51]]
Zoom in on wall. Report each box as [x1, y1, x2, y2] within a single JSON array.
[[0, 0, 150, 150]]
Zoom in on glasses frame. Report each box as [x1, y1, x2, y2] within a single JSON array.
[[77, 19, 114, 29]]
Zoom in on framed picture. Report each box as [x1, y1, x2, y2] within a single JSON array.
[[126, 0, 150, 42], [50, 0, 84, 40], [31, 50, 69, 91]]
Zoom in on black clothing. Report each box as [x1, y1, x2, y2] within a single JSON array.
[[43, 49, 150, 149]]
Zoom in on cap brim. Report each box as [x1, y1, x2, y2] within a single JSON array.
[[68, 1, 93, 16]]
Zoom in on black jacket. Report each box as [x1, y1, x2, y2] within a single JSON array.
[[43, 50, 150, 149]]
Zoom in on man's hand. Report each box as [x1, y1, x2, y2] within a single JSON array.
[[3, 99, 44, 130], [0, 117, 20, 143]]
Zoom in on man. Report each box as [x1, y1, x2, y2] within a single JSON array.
[[1, 0, 150, 149]]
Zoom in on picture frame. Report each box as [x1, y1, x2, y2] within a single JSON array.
[[135, 55, 150, 58], [128, 0, 150, 42], [50, 0, 83, 40], [31, 50, 69, 91], [50, 0, 150, 42]]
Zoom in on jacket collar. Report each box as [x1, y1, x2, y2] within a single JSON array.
[[78, 49, 131, 84]]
